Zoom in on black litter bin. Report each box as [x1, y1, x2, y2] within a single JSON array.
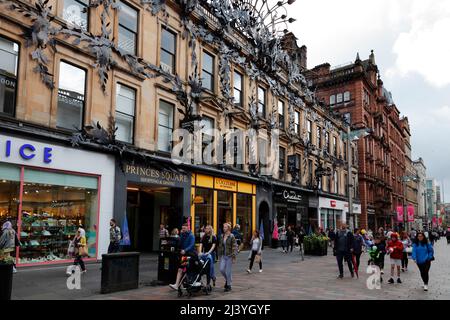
[[158, 237, 179, 284]]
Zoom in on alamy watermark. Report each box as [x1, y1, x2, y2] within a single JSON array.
[[66, 265, 82, 290], [366, 265, 382, 290], [170, 126, 280, 176]]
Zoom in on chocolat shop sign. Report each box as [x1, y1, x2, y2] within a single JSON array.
[[275, 189, 305, 204], [125, 164, 189, 186]]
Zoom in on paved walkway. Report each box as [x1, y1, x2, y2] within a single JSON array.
[[12, 239, 450, 300]]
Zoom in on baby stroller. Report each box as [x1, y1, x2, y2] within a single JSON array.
[[177, 254, 212, 297]]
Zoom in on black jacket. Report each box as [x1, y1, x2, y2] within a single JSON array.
[[334, 230, 354, 254]]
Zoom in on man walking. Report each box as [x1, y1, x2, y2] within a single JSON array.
[[334, 224, 355, 279], [108, 219, 121, 254]]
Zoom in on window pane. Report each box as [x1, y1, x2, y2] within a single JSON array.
[[158, 101, 174, 152], [63, 0, 88, 31], [330, 95, 335, 105], [203, 52, 214, 73], [194, 188, 214, 241], [344, 91, 350, 102], [236, 193, 252, 248], [0, 37, 19, 76], [116, 84, 135, 115], [278, 101, 284, 115], [0, 164, 21, 235], [0, 37, 19, 116], [337, 93, 343, 103], [161, 29, 175, 54], [118, 26, 136, 54], [116, 112, 134, 143], [158, 126, 172, 152], [118, 2, 137, 32], [24, 169, 98, 189], [202, 73, 213, 91], [233, 72, 242, 105], [160, 50, 174, 73], [57, 62, 85, 130]]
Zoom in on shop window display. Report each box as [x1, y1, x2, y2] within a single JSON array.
[[236, 193, 252, 248], [0, 164, 20, 228], [194, 188, 213, 241], [0, 163, 99, 265], [18, 169, 98, 264], [217, 191, 232, 235]]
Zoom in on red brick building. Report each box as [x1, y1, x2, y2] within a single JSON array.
[[305, 52, 407, 230]]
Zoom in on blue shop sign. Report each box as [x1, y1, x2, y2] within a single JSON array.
[[2, 140, 53, 164]]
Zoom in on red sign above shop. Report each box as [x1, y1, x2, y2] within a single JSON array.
[[330, 200, 336, 208]]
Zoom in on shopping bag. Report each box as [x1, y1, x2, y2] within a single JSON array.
[[67, 240, 75, 258], [254, 254, 261, 264]]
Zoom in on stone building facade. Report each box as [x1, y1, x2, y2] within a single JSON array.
[[305, 52, 409, 230], [0, 0, 358, 264]]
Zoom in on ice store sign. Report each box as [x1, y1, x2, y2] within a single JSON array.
[[0, 137, 53, 164]]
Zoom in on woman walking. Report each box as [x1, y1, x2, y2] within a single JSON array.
[[0, 221, 17, 272], [218, 223, 237, 292], [412, 231, 434, 291], [400, 231, 412, 272], [279, 226, 287, 253], [199, 225, 217, 287], [247, 230, 263, 273], [73, 227, 87, 273]]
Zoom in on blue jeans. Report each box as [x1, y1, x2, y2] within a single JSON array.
[[200, 253, 216, 281], [220, 255, 233, 287]]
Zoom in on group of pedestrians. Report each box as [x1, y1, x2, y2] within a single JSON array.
[[331, 224, 436, 291], [279, 225, 306, 254], [168, 222, 264, 293]]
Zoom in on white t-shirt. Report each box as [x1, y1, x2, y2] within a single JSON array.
[[252, 238, 260, 251]]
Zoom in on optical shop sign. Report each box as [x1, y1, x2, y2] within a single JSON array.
[[0, 135, 54, 165]]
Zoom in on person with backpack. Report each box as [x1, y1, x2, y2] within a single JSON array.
[[412, 231, 434, 291], [108, 219, 122, 253], [334, 224, 355, 279]]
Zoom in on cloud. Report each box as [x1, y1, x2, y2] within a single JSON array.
[[389, 1, 450, 88]]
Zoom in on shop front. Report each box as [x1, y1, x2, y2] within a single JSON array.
[[0, 133, 115, 266], [273, 186, 309, 230], [191, 174, 256, 248], [318, 197, 352, 231], [345, 203, 362, 231], [113, 160, 191, 252]]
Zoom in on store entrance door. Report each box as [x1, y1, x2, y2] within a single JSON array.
[[126, 184, 183, 253], [217, 190, 233, 236]]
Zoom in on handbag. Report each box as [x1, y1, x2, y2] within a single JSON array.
[[405, 247, 413, 254], [427, 244, 435, 262], [254, 254, 261, 264]]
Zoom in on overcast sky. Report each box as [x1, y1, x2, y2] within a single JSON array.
[[288, 0, 450, 202]]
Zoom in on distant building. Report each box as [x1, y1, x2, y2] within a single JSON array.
[[305, 51, 409, 230], [413, 158, 427, 224]]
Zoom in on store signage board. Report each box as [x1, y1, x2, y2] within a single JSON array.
[[125, 164, 189, 187], [0, 136, 53, 164], [278, 190, 303, 203], [215, 178, 237, 192], [330, 200, 336, 208]]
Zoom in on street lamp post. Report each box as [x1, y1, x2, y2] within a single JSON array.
[[341, 126, 370, 229]]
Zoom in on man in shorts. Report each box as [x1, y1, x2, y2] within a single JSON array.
[[386, 232, 404, 284]]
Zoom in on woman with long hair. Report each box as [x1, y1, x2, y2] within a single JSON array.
[[217, 223, 237, 292], [400, 231, 412, 272], [247, 230, 263, 273], [73, 227, 87, 273], [412, 231, 434, 291], [199, 225, 217, 287]]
